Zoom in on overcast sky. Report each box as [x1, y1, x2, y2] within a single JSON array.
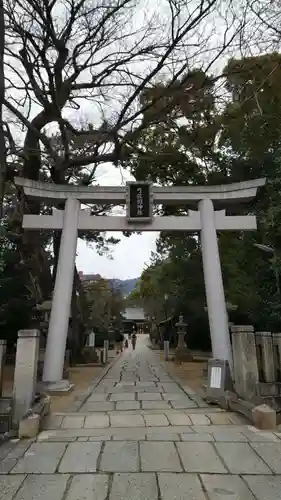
[[75, 164, 158, 280]]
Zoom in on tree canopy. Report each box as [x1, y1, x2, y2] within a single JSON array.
[[2, 2, 281, 354], [128, 51, 281, 349]]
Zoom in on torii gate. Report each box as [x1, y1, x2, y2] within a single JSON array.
[[15, 177, 265, 391]]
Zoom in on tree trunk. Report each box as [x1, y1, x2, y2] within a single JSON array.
[[15, 111, 55, 300], [0, 0, 5, 218]]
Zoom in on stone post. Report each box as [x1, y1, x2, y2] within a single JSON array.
[[164, 340, 169, 361], [256, 332, 275, 383], [103, 340, 109, 363], [43, 198, 80, 390], [231, 325, 259, 401], [108, 324, 115, 350], [199, 198, 233, 373], [174, 316, 192, 362], [13, 330, 40, 424], [88, 332, 95, 347], [273, 333, 281, 381], [0, 339, 7, 397]]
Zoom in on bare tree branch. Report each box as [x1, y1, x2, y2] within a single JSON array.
[[2, 0, 248, 180]]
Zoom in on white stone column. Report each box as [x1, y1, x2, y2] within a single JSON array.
[[199, 198, 233, 371], [13, 330, 40, 424], [0, 339, 7, 397], [43, 198, 80, 389]]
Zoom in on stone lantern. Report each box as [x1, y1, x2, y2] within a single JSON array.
[[174, 315, 192, 362]]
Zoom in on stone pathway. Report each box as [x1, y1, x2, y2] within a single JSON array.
[[1, 336, 281, 499]]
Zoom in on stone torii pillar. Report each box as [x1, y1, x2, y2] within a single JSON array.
[[43, 198, 80, 390], [199, 199, 232, 368]]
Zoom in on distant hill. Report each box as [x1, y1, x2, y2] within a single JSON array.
[[109, 277, 139, 296], [81, 273, 139, 296]]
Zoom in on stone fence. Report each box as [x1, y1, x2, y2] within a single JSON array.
[[231, 326, 281, 403], [0, 329, 110, 438]]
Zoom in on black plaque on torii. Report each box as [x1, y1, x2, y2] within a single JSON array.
[[126, 181, 153, 223]]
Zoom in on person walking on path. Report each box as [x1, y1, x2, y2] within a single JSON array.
[[131, 332, 137, 350], [114, 329, 124, 354]]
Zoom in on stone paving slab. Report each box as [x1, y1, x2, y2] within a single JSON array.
[[61, 416, 85, 429], [0, 474, 26, 499], [109, 393, 136, 401], [110, 414, 145, 427], [100, 441, 139, 472], [201, 474, 255, 500], [208, 413, 234, 425], [243, 428, 280, 442], [146, 432, 180, 441], [3, 441, 33, 461], [181, 432, 214, 442], [187, 414, 211, 425], [158, 472, 206, 500], [171, 400, 199, 409], [140, 442, 182, 472], [176, 442, 227, 473], [0, 443, 16, 461], [14, 474, 69, 500], [66, 474, 108, 500], [80, 402, 115, 412], [112, 430, 146, 440], [211, 429, 248, 442], [162, 393, 191, 401], [214, 442, 272, 474], [137, 392, 163, 400], [116, 401, 141, 411], [109, 473, 158, 500], [86, 394, 109, 402], [251, 442, 281, 473], [167, 413, 192, 426], [141, 401, 171, 410], [143, 414, 169, 426], [84, 414, 109, 428], [10, 442, 67, 474], [58, 442, 102, 473], [243, 475, 281, 500], [43, 415, 64, 429], [116, 382, 135, 387]]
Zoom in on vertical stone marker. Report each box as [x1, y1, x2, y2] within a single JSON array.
[[13, 329, 40, 424], [89, 332, 95, 347], [0, 339, 7, 397], [164, 340, 169, 361], [273, 332, 281, 380], [257, 332, 275, 382], [231, 325, 259, 401], [104, 340, 109, 363]]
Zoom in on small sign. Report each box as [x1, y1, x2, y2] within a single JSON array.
[[126, 182, 153, 223], [210, 366, 222, 389]]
